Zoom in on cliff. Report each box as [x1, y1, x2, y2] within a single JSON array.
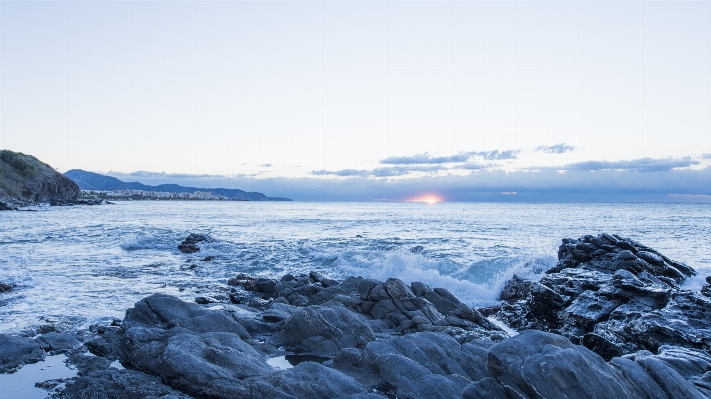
[[0, 150, 81, 210]]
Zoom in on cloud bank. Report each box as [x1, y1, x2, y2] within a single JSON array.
[[379, 149, 518, 165], [106, 163, 711, 203]]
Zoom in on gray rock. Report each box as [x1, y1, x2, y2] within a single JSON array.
[[36, 332, 80, 352], [463, 330, 709, 399], [496, 234, 709, 359], [63, 351, 193, 399], [248, 362, 370, 399], [177, 233, 214, 254], [124, 293, 250, 339], [0, 334, 45, 372], [271, 305, 375, 357]]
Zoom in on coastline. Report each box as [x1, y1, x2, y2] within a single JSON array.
[[1, 233, 710, 398]]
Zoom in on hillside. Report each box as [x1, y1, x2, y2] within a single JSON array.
[[0, 150, 81, 210], [64, 169, 291, 201]]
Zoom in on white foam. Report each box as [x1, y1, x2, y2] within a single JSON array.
[[336, 249, 555, 307], [120, 234, 174, 251]]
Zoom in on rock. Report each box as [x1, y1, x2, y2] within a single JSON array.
[[36, 332, 80, 352], [271, 306, 375, 357], [0, 150, 81, 209], [499, 274, 535, 303], [334, 332, 492, 399], [124, 293, 250, 338], [0, 334, 45, 372], [63, 351, 193, 399], [0, 282, 12, 293], [177, 233, 214, 253], [228, 273, 258, 290], [463, 330, 709, 399], [496, 233, 708, 359], [247, 362, 371, 399]]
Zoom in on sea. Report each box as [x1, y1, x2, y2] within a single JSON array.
[[1, 201, 710, 335]]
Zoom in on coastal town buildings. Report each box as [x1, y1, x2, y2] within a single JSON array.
[[80, 189, 230, 200]]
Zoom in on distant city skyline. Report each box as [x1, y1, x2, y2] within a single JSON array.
[[1, 1, 710, 201]]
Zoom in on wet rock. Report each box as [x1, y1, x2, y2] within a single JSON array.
[[463, 330, 709, 399], [228, 273, 257, 290], [271, 306, 375, 357], [496, 234, 708, 359], [124, 293, 250, 338], [0, 334, 45, 373], [64, 351, 193, 399], [499, 274, 535, 303], [177, 233, 214, 253], [36, 332, 80, 352], [0, 282, 12, 293], [247, 362, 371, 399], [334, 332, 492, 399]]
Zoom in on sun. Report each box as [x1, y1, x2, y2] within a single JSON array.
[[408, 194, 444, 204]]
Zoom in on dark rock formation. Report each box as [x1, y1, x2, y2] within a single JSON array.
[[5, 264, 709, 398], [496, 233, 710, 360], [462, 330, 710, 399], [0, 282, 12, 293], [0, 150, 80, 209], [0, 334, 45, 373], [177, 233, 215, 253]]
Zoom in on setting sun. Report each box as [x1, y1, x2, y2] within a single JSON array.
[[408, 194, 444, 204]]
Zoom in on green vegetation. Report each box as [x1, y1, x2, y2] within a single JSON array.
[[0, 150, 38, 179]]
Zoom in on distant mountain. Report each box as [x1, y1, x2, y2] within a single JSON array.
[[1, 150, 81, 209], [64, 169, 291, 201]]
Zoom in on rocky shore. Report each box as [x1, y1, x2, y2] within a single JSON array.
[[1, 233, 710, 398]]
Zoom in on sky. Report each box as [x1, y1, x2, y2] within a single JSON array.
[[1, 0, 710, 201]]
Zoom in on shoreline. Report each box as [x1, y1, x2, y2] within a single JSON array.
[[1, 233, 710, 398]]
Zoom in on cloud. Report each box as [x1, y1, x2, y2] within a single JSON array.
[[312, 165, 443, 178], [312, 169, 370, 177], [380, 150, 518, 165], [474, 150, 519, 160], [461, 163, 486, 170], [702, 154, 711, 159], [536, 143, 575, 154], [260, 163, 272, 168], [564, 157, 699, 173], [380, 152, 471, 165]]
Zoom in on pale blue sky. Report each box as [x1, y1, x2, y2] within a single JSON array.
[[1, 0, 710, 200]]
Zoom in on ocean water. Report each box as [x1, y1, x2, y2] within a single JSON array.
[[1, 201, 710, 334]]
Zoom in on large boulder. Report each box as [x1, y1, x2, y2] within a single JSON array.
[[247, 362, 372, 399], [496, 234, 710, 359], [91, 294, 273, 397], [462, 330, 709, 399], [333, 332, 493, 399], [270, 305, 375, 357]]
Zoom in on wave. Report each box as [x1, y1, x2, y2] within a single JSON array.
[[120, 233, 177, 251], [332, 248, 556, 307]]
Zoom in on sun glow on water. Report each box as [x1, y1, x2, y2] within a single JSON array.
[[408, 194, 444, 204]]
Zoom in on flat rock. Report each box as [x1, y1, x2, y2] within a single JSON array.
[[0, 334, 45, 373]]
